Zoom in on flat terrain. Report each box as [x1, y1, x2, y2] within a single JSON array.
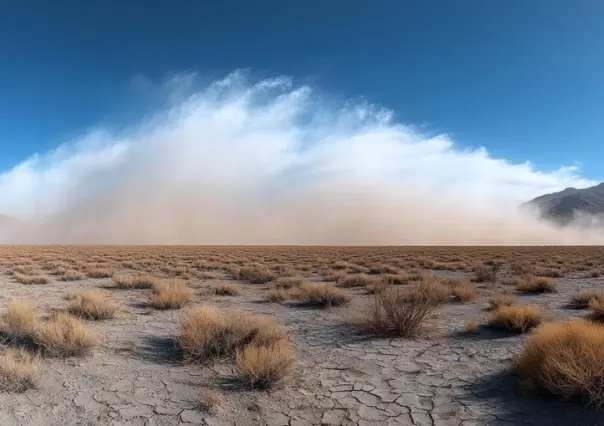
[[0, 246, 603, 426]]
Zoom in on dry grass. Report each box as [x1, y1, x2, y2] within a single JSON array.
[[197, 389, 224, 412], [37, 312, 99, 357], [337, 274, 377, 288], [488, 305, 543, 333], [516, 276, 557, 294], [0, 301, 39, 345], [12, 272, 48, 285], [569, 291, 604, 310], [350, 280, 444, 337], [487, 294, 516, 311], [68, 290, 119, 320], [231, 266, 275, 284], [295, 283, 350, 307], [150, 279, 192, 310], [112, 273, 156, 289], [450, 281, 476, 303], [213, 282, 240, 296], [273, 277, 303, 290], [515, 320, 604, 406], [465, 319, 478, 334], [265, 287, 289, 303], [588, 269, 601, 278], [587, 298, 604, 322], [235, 340, 295, 390], [472, 264, 499, 283], [87, 267, 115, 279], [178, 306, 287, 362], [0, 348, 40, 392], [59, 269, 86, 281]]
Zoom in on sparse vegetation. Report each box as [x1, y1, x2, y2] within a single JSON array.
[[37, 312, 99, 357], [516, 276, 557, 293], [12, 272, 48, 285], [465, 320, 478, 334], [337, 274, 377, 288], [235, 340, 295, 390], [569, 291, 604, 310], [112, 273, 156, 289], [213, 282, 240, 296], [488, 305, 542, 333], [197, 389, 224, 412], [265, 287, 289, 303], [295, 283, 350, 307], [231, 266, 275, 284], [0, 301, 39, 345], [450, 281, 476, 302], [87, 267, 114, 279], [487, 294, 516, 311], [0, 348, 40, 392]]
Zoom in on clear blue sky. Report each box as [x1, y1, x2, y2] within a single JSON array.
[[1, 0, 603, 178]]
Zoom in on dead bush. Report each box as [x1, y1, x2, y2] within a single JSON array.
[[235, 340, 295, 390], [59, 269, 86, 281], [465, 320, 478, 334], [488, 305, 542, 333], [68, 290, 118, 320], [37, 312, 99, 357], [0, 301, 40, 345], [213, 283, 240, 296], [178, 307, 287, 362], [569, 291, 604, 310], [87, 267, 114, 279], [0, 348, 39, 392], [231, 266, 275, 284], [472, 264, 499, 283], [516, 276, 557, 294], [265, 287, 289, 303], [295, 283, 350, 307], [338, 274, 378, 288], [112, 273, 156, 289], [515, 320, 604, 407], [197, 389, 224, 412], [12, 272, 48, 285], [450, 282, 476, 302], [150, 279, 192, 310], [487, 294, 516, 311], [273, 277, 304, 290], [587, 298, 604, 322]]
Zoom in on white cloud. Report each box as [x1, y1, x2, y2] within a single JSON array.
[[0, 71, 598, 244]]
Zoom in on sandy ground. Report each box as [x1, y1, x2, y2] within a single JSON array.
[[0, 262, 602, 426]]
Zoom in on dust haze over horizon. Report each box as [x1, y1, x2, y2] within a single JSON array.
[[0, 72, 602, 245]]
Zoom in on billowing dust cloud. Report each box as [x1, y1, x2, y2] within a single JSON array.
[[0, 71, 601, 245]]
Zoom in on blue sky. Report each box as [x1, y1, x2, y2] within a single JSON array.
[[0, 1, 603, 184]]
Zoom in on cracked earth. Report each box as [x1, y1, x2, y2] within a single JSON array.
[[0, 259, 603, 425]]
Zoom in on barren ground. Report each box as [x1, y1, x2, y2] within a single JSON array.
[[0, 246, 602, 426]]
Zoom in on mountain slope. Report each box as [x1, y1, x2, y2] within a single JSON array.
[[523, 183, 604, 224]]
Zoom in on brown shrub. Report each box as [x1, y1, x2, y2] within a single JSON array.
[[235, 340, 295, 390], [213, 283, 240, 296], [516, 276, 557, 294], [472, 264, 499, 283], [487, 294, 516, 311], [515, 320, 604, 406], [587, 298, 604, 322], [465, 320, 478, 334], [265, 287, 289, 303], [0, 301, 39, 344], [0, 348, 39, 392], [68, 290, 118, 320], [37, 312, 99, 357], [12, 272, 48, 285], [178, 307, 287, 362], [381, 274, 410, 286], [231, 266, 275, 284], [569, 291, 604, 310], [150, 279, 192, 310], [295, 283, 350, 307], [112, 273, 156, 289], [273, 277, 303, 290], [337, 274, 377, 288], [488, 305, 542, 333], [87, 267, 114, 279], [197, 389, 224, 412], [59, 269, 86, 281], [450, 282, 476, 303], [589, 269, 601, 278], [350, 281, 444, 337]]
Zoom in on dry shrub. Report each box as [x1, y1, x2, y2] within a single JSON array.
[[87, 267, 114, 279], [0, 301, 39, 345], [235, 340, 295, 390], [37, 312, 99, 357], [295, 283, 350, 307], [488, 305, 542, 333], [465, 320, 478, 334], [337, 274, 378, 288], [265, 287, 289, 303], [588, 269, 601, 278], [569, 291, 604, 310], [0, 348, 39, 392], [178, 306, 287, 362], [515, 320, 604, 406], [59, 269, 86, 281], [68, 290, 118, 320], [451, 282, 476, 302], [351, 281, 444, 337], [323, 271, 346, 283], [273, 277, 303, 290], [587, 298, 604, 322], [150, 279, 192, 310], [487, 294, 516, 311], [472, 264, 499, 283], [516, 276, 557, 294], [12, 265, 37, 275], [381, 274, 409, 286], [197, 389, 224, 412], [231, 266, 275, 284], [12, 272, 48, 285], [213, 282, 240, 296], [112, 273, 156, 289]]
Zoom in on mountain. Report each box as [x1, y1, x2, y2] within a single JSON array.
[[522, 183, 604, 225]]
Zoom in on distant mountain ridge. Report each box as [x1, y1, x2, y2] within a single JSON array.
[[523, 183, 604, 224]]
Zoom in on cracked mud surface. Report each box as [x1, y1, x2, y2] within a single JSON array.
[[0, 247, 602, 425]]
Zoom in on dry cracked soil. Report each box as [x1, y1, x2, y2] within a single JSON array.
[[0, 247, 602, 426]]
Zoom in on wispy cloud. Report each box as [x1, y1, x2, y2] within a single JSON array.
[[0, 71, 598, 244]]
